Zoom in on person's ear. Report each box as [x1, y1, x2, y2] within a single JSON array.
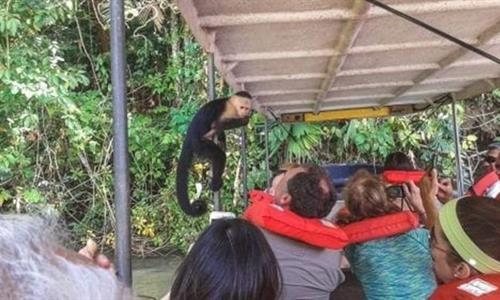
[[276, 193, 292, 207], [453, 261, 473, 279]]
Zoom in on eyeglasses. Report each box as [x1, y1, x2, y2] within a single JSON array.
[[429, 226, 451, 254], [430, 236, 450, 254], [483, 155, 497, 164]]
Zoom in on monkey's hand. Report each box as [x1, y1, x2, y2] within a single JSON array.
[[203, 129, 217, 140]]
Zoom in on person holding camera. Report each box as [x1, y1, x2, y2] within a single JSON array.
[[337, 170, 436, 300], [382, 151, 441, 228]]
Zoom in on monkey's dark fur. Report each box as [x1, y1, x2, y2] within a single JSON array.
[[176, 92, 251, 216]]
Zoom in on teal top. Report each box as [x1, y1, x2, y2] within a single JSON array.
[[345, 228, 436, 300]]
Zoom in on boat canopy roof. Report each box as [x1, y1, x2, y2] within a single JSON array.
[[177, 0, 500, 121]]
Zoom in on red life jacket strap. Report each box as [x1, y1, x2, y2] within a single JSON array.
[[383, 170, 426, 184], [341, 211, 420, 244]]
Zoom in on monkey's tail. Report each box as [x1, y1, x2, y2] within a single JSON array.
[[176, 142, 208, 217]]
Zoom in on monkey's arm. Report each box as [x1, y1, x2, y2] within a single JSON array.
[[220, 116, 251, 130]]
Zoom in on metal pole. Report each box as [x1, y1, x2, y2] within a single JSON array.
[[207, 54, 216, 101], [264, 115, 270, 186], [452, 99, 464, 196], [110, 0, 131, 287], [241, 128, 248, 206], [207, 53, 220, 211]]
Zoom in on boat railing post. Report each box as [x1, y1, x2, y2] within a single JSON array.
[[110, 0, 131, 287], [452, 98, 465, 196], [264, 112, 270, 186], [207, 53, 221, 211], [241, 127, 248, 207]]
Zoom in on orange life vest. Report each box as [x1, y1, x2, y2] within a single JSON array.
[[244, 190, 349, 249], [470, 171, 500, 198], [244, 190, 420, 249], [430, 274, 500, 300]]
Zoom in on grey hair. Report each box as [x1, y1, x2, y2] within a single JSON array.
[[0, 214, 132, 300], [488, 142, 500, 150]]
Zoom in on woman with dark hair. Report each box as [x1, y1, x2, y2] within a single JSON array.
[[169, 218, 282, 300], [430, 196, 500, 299], [383, 151, 416, 171]]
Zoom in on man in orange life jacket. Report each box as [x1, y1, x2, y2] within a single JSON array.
[[261, 164, 344, 300]]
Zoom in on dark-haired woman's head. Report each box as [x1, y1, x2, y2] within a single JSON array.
[[384, 151, 415, 171], [431, 197, 500, 283], [170, 218, 281, 300]]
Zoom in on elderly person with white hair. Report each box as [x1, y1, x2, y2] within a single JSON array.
[[0, 214, 132, 300]]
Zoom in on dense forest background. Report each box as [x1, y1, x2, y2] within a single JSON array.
[[0, 1, 498, 254]]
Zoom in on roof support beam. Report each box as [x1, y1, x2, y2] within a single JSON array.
[[350, 39, 475, 54], [314, 0, 370, 113], [253, 89, 321, 96], [199, 9, 353, 27], [323, 94, 395, 102], [338, 64, 440, 76], [329, 81, 414, 91], [404, 88, 462, 96], [423, 75, 500, 84], [338, 58, 493, 77], [379, 20, 500, 106], [260, 100, 315, 106], [221, 39, 500, 62], [237, 73, 325, 83], [222, 49, 337, 62]]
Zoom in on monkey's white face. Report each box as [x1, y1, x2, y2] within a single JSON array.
[[232, 96, 252, 118]]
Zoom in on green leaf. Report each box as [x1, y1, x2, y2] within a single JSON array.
[[23, 189, 44, 204]]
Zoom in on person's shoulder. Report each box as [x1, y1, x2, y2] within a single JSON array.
[[408, 227, 430, 239], [262, 228, 341, 256]]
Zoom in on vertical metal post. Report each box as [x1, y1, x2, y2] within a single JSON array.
[[207, 54, 216, 101], [452, 99, 464, 196], [110, 0, 131, 287], [241, 128, 248, 206], [207, 53, 220, 211], [264, 115, 270, 186]]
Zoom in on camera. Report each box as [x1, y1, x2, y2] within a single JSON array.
[[386, 185, 404, 199]]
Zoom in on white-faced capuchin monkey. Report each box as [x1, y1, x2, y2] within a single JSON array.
[[176, 91, 253, 216]]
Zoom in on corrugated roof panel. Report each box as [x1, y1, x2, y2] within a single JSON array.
[[177, 0, 500, 118], [232, 57, 330, 78]]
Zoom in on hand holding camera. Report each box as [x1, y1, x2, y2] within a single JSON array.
[[402, 181, 425, 215]]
